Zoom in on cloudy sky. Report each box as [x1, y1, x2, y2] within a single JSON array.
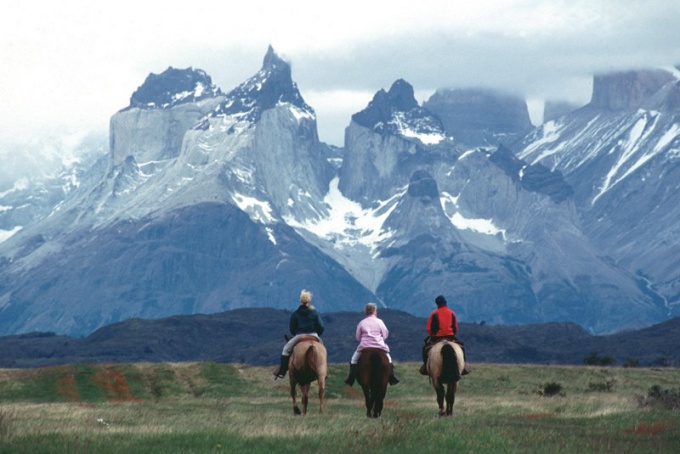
[[1, 0, 679, 148]]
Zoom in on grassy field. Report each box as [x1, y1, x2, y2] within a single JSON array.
[[0, 361, 679, 453]]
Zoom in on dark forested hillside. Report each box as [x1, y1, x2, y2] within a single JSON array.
[[1, 308, 677, 369]]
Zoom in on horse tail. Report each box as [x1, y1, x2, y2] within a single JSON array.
[[440, 343, 460, 384], [305, 343, 317, 370], [370, 350, 382, 383]]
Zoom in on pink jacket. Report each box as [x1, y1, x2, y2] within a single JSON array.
[[356, 314, 390, 352]]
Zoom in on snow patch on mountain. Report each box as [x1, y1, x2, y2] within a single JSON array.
[[0, 178, 30, 197], [655, 122, 680, 154], [440, 191, 506, 239], [666, 66, 680, 79], [284, 177, 401, 256], [518, 120, 565, 160], [390, 112, 445, 145], [0, 226, 22, 243], [287, 103, 316, 123], [593, 112, 661, 204], [231, 193, 275, 224]]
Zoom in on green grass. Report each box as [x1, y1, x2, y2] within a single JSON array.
[[1, 362, 679, 453]]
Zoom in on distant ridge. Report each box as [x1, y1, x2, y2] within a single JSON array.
[[1, 309, 677, 369]]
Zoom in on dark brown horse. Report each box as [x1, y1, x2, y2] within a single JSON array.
[[427, 340, 464, 417], [356, 348, 390, 418], [288, 336, 327, 416]]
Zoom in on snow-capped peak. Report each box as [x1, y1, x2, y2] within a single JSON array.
[[126, 67, 222, 110], [197, 46, 314, 128], [352, 79, 446, 145]]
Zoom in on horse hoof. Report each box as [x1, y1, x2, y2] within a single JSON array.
[[293, 407, 301, 416]]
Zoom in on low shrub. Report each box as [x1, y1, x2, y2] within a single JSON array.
[[638, 385, 680, 410], [541, 382, 563, 397], [622, 357, 639, 368], [583, 351, 616, 366], [587, 379, 615, 392]]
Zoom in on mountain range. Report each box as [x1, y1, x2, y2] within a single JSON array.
[[1, 46, 679, 337]]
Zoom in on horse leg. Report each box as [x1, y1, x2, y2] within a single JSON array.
[[446, 382, 455, 416], [291, 381, 301, 416], [374, 387, 385, 418], [301, 383, 310, 416], [436, 383, 446, 417], [317, 376, 325, 414], [361, 385, 372, 417]]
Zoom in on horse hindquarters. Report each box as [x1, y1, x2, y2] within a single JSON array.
[[357, 349, 389, 418], [290, 342, 327, 416]]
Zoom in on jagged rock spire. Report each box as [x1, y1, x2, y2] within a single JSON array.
[[127, 67, 222, 110], [351, 79, 445, 144], [197, 45, 312, 127], [352, 79, 419, 129], [262, 45, 288, 72]]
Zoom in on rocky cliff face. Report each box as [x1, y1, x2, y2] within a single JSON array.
[[423, 88, 533, 148], [516, 67, 680, 318], [110, 67, 224, 166], [339, 79, 453, 204], [543, 100, 582, 123], [590, 69, 677, 111]]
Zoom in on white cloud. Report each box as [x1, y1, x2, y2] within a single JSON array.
[[1, 0, 679, 147]]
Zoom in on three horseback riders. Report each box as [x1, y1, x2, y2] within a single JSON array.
[[273, 291, 469, 382]]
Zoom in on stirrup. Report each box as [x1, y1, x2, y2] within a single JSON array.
[[273, 368, 286, 379]]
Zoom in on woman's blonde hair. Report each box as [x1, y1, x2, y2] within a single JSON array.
[[364, 302, 377, 316], [300, 290, 313, 306]]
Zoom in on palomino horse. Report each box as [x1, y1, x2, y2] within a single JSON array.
[[427, 340, 464, 417], [356, 348, 390, 418], [288, 336, 327, 416]]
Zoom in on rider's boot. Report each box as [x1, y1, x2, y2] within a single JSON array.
[[343, 363, 357, 386], [273, 355, 289, 379], [388, 363, 400, 385]]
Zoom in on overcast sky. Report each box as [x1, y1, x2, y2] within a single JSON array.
[[2, 0, 679, 148]]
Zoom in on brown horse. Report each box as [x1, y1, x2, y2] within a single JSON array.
[[288, 336, 327, 416], [427, 340, 464, 417], [356, 348, 390, 418]]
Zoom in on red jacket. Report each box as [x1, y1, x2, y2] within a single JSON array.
[[426, 305, 458, 337]]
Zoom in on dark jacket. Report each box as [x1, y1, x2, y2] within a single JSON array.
[[290, 305, 325, 336]]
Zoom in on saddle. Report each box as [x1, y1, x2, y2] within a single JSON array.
[[425, 335, 463, 347], [284, 334, 322, 344]]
